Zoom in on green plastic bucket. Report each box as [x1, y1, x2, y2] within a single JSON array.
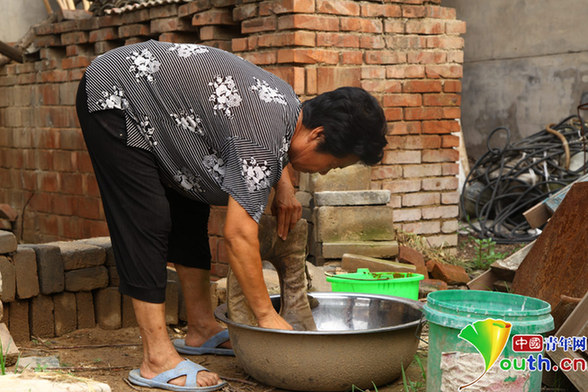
[[423, 290, 554, 392], [326, 268, 424, 300]]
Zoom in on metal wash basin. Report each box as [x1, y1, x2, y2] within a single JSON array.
[[215, 292, 423, 391]]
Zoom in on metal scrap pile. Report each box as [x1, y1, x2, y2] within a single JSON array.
[[461, 114, 588, 243]]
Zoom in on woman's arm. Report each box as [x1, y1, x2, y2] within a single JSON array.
[[224, 196, 293, 330], [272, 164, 302, 240]]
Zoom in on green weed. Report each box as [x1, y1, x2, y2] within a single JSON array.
[[469, 236, 506, 269]]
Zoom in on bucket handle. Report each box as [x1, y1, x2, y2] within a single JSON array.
[[415, 314, 428, 346]]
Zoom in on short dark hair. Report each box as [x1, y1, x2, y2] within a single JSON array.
[[301, 87, 387, 165]]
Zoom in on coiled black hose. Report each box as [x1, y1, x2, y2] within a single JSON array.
[[460, 115, 587, 243]]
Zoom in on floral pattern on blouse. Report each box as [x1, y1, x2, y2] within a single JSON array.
[[168, 43, 209, 58], [127, 48, 160, 82], [208, 75, 242, 118], [241, 157, 272, 192], [202, 153, 225, 184], [139, 115, 157, 147], [174, 167, 203, 192], [170, 109, 204, 135], [250, 77, 287, 105], [97, 86, 129, 110]]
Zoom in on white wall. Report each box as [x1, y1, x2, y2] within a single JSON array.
[[0, 0, 49, 42]]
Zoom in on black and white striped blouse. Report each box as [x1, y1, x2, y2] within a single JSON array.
[[84, 40, 301, 222]]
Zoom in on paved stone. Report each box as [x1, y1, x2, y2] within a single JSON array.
[[75, 292, 95, 329], [341, 253, 416, 273], [30, 295, 55, 338], [65, 266, 109, 292], [47, 241, 106, 271], [14, 246, 40, 299], [0, 230, 17, 254], [53, 292, 77, 336], [121, 295, 137, 328], [17, 356, 60, 371], [419, 279, 448, 299], [0, 256, 16, 302], [80, 237, 115, 266], [322, 241, 399, 260], [0, 373, 111, 391], [398, 246, 428, 278], [0, 322, 19, 365], [94, 287, 121, 330], [314, 190, 391, 206], [315, 206, 395, 242], [9, 300, 29, 342], [20, 244, 64, 295], [430, 261, 470, 284], [300, 164, 372, 192]]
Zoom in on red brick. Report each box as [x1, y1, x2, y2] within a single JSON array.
[[317, 32, 359, 48], [17, 73, 36, 85], [257, 31, 315, 47], [89, 27, 118, 43], [422, 205, 458, 219], [306, 67, 317, 94], [387, 64, 425, 79], [317, 67, 361, 94], [199, 26, 239, 41], [62, 56, 91, 70], [83, 174, 101, 197], [383, 179, 421, 194], [371, 165, 403, 180], [242, 16, 277, 33], [365, 51, 406, 65], [422, 149, 459, 163], [81, 219, 109, 238], [442, 163, 459, 176], [178, 0, 212, 17], [339, 51, 361, 64], [360, 35, 385, 49], [431, 262, 469, 284], [61, 31, 89, 45], [76, 197, 103, 220], [159, 32, 198, 43], [383, 150, 421, 165], [402, 192, 440, 207], [317, 0, 360, 15], [426, 36, 464, 50], [443, 107, 460, 119], [361, 3, 401, 17], [402, 5, 426, 18], [361, 66, 386, 79], [445, 20, 466, 34], [241, 50, 277, 65], [398, 246, 428, 278], [118, 23, 150, 38], [447, 51, 464, 64], [426, 65, 463, 79], [264, 67, 305, 94], [153, 16, 194, 32], [211, 262, 228, 278], [419, 278, 448, 298], [422, 176, 458, 191], [386, 35, 427, 49], [385, 20, 404, 34], [383, 94, 422, 107], [384, 107, 403, 121], [65, 44, 91, 57], [422, 120, 460, 134], [97, 14, 125, 28], [278, 14, 339, 31], [402, 221, 440, 235], [424, 94, 461, 107], [39, 85, 60, 105], [404, 107, 443, 120], [394, 208, 421, 222], [340, 18, 382, 33], [208, 206, 226, 236], [406, 19, 444, 34], [94, 40, 121, 55], [59, 173, 84, 195], [444, 80, 462, 93], [277, 48, 339, 64], [232, 37, 248, 52], [51, 194, 77, 216], [407, 51, 446, 64], [149, 4, 178, 19], [259, 0, 314, 15], [441, 190, 459, 204], [403, 80, 442, 93]]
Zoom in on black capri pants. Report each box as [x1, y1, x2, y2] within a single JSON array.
[[76, 75, 212, 303]]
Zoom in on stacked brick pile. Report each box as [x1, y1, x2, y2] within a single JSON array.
[[0, 0, 465, 278], [0, 231, 183, 342]]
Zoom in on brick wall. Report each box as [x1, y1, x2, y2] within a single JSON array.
[[0, 0, 464, 277]]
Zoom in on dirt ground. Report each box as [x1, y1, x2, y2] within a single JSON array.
[[6, 234, 525, 392]]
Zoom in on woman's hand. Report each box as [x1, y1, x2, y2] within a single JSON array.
[[258, 311, 294, 330], [272, 165, 302, 240]]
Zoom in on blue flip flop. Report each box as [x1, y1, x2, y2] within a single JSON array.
[[128, 359, 227, 391], [173, 330, 235, 356]]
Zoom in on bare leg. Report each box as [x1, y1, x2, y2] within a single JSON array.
[[175, 265, 231, 349], [132, 298, 220, 387]]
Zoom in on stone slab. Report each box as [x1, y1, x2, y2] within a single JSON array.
[[75, 292, 95, 329], [20, 244, 65, 295], [0, 255, 16, 302], [30, 295, 55, 338], [94, 287, 121, 330], [53, 292, 77, 336], [301, 164, 372, 192], [314, 190, 391, 206], [65, 266, 109, 292], [513, 182, 588, 328], [0, 373, 111, 392], [0, 230, 17, 254], [17, 356, 60, 371], [14, 246, 40, 299], [9, 300, 29, 342], [47, 241, 106, 271], [321, 241, 399, 259], [80, 237, 115, 266], [315, 206, 395, 242], [341, 253, 416, 274]]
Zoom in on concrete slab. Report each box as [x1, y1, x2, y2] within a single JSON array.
[[0, 373, 110, 392], [47, 241, 106, 271]]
